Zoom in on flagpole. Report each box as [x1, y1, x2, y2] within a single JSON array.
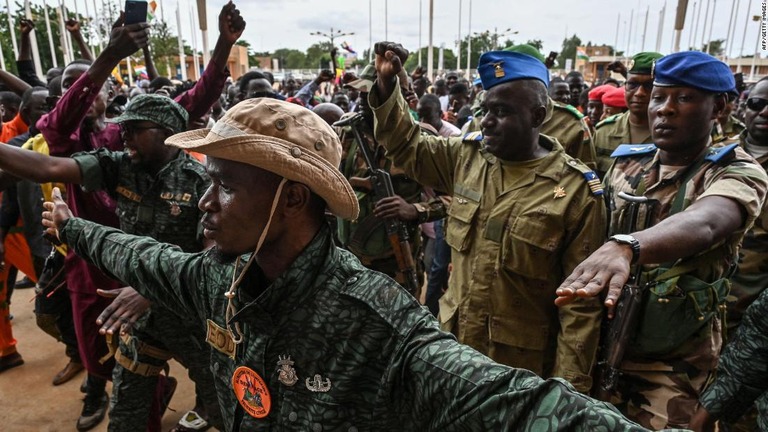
[[176, 1, 187, 80], [195, 0, 209, 66], [614, 13, 620, 61], [738, 0, 752, 73], [82, 0, 96, 56], [456, 0, 461, 71], [418, 0, 422, 65], [700, 0, 710, 48], [62, 0, 75, 61], [627, 9, 634, 55], [6, 0, 18, 58], [726, 0, 741, 58], [93, 0, 103, 51], [189, 2, 200, 79], [465, 0, 471, 78], [705, 0, 716, 54], [655, 2, 665, 52], [43, 2, 58, 68]]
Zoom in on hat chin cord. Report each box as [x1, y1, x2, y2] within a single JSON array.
[[224, 177, 288, 345]]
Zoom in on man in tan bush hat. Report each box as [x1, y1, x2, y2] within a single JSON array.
[[42, 98, 653, 431]]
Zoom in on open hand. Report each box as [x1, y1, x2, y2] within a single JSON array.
[[96, 286, 151, 335]]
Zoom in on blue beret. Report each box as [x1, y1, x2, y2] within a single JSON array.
[[478, 51, 550, 90], [473, 77, 482, 87], [653, 51, 735, 93]]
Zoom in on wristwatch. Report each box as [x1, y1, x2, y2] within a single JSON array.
[[608, 234, 640, 265]]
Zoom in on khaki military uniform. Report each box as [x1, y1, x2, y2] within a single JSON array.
[[594, 112, 653, 178], [712, 115, 747, 144], [463, 98, 597, 170], [371, 86, 607, 393], [604, 143, 768, 430]]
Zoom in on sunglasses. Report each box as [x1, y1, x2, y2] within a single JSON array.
[[625, 81, 654, 92], [747, 97, 768, 112], [119, 123, 166, 141]]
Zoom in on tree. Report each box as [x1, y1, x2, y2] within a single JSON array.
[[272, 48, 305, 69], [305, 41, 334, 69], [527, 39, 544, 51], [402, 47, 457, 75], [702, 39, 725, 56], [557, 34, 582, 69]]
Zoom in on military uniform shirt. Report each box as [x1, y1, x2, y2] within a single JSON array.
[[541, 100, 597, 170], [593, 112, 653, 178], [60, 218, 665, 432], [370, 84, 606, 392], [605, 143, 768, 372], [72, 148, 209, 253]]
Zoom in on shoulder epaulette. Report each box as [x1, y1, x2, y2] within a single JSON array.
[[705, 143, 738, 163], [595, 114, 621, 129], [553, 101, 585, 119], [611, 143, 658, 158], [565, 159, 604, 196], [463, 131, 483, 142]]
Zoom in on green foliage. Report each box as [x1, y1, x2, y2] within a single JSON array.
[[272, 48, 306, 69], [557, 34, 582, 69], [702, 39, 725, 56]]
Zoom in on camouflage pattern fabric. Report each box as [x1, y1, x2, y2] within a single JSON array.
[[699, 288, 768, 431], [593, 112, 653, 179], [603, 143, 768, 429], [370, 84, 606, 393], [59, 218, 685, 432], [72, 149, 222, 430]]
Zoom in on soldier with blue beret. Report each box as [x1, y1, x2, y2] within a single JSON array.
[[557, 50, 768, 429], [371, 42, 607, 395]]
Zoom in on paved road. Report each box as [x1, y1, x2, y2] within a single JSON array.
[[0, 283, 209, 432]]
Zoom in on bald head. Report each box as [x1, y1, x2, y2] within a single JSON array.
[[312, 103, 345, 126]]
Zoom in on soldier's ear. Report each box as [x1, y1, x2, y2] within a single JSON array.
[[531, 105, 547, 129], [711, 93, 727, 120]]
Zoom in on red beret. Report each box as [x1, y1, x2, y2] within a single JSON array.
[[601, 86, 627, 108], [588, 85, 610, 102]]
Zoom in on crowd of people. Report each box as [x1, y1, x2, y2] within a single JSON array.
[[0, 1, 766, 431]]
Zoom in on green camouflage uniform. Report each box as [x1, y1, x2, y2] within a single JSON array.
[[462, 97, 597, 169], [335, 119, 446, 289], [593, 112, 653, 179], [603, 142, 768, 430], [72, 148, 221, 430], [370, 83, 606, 393], [698, 288, 768, 431], [59, 217, 674, 432]]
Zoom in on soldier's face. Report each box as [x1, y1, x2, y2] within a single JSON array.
[[566, 78, 584, 105], [550, 82, 570, 105], [648, 86, 723, 153], [480, 80, 546, 162], [199, 158, 284, 258], [745, 81, 768, 145], [587, 100, 603, 125], [625, 73, 654, 118], [120, 120, 170, 167]]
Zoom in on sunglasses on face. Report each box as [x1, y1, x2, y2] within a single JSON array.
[[747, 97, 768, 112], [119, 123, 166, 141], [625, 81, 654, 92]]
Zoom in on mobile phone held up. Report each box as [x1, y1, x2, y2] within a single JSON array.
[[124, 0, 148, 25]]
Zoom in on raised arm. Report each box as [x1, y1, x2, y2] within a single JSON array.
[[174, 1, 244, 120], [0, 70, 32, 96], [142, 46, 158, 81], [65, 20, 94, 61], [15, 19, 46, 87]]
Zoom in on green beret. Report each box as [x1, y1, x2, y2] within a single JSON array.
[[503, 44, 546, 63], [628, 52, 664, 74]]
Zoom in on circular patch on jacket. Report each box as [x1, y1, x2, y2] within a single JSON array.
[[232, 366, 271, 418]]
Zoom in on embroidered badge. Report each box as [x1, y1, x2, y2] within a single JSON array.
[[553, 186, 567, 199], [169, 202, 181, 217], [205, 319, 235, 359], [305, 374, 331, 392], [628, 59, 635, 71], [232, 366, 271, 419], [493, 61, 505, 78], [276, 355, 298, 387]]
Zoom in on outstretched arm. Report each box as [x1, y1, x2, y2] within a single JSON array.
[[142, 46, 158, 81], [0, 143, 82, 184]]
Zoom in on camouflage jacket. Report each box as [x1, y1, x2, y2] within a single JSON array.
[[724, 133, 768, 333], [370, 85, 606, 393], [72, 148, 209, 252], [593, 112, 653, 179], [605, 143, 768, 370], [699, 288, 768, 430], [60, 217, 662, 432]]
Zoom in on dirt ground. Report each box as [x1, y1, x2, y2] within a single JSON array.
[[0, 283, 210, 432]]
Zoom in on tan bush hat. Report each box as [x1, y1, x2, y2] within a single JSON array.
[[165, 98, 359, 220]]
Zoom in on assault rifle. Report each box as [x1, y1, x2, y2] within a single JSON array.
[[333, 114, 421, 298], [595, 191, 658, 401]]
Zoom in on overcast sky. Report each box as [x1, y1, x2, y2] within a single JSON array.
[[57, 0, 766, 60]]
